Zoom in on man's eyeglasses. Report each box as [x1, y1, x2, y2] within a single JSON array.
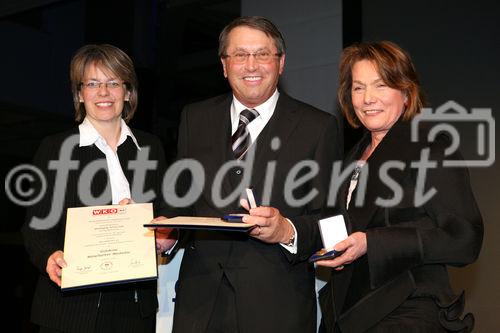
[[223, 51, 282, 64], [80, 80, 125, 90]]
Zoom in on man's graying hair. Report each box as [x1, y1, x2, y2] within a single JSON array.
[[218, 16, 286, 57]]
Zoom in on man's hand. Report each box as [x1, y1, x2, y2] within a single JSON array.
[[149, 216, 178, 254], [46, 250, 66, 287], [315, 232, 367, 271], [240, 199, 294, 244]]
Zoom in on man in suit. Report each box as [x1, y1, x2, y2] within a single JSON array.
[[155, 16, 341, 333]]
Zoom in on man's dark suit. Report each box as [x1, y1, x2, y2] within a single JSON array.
[[318, 120, 483, 333], [169, 92, 341, 333], [22, 128, 166, 333]]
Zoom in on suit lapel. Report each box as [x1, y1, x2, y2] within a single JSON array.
[[338, 131, 370, 231], [333, 120, 416, 315], [331, 135, 365, 318], [209, 93, 302, 202], [250, 93, 302, 190], [348, 119, 414, 232], [208, 94, 233, 199], [118, 136, 138, 184]]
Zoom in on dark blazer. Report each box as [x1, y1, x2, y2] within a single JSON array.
[[22, 127, 167, 333], [168, 93, 341, 333], [318, 119, 483, 333]]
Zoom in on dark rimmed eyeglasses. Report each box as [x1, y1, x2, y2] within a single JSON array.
[[223, 51, 282, 64]]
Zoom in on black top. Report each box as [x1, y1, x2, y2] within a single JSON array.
[[318, 119, 483, 333], [22, 127, 167, 333]]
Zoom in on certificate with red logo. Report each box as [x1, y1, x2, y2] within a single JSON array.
[[61, 203, 157, 291]]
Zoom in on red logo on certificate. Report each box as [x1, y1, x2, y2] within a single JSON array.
[[92, 208, 118, 216]]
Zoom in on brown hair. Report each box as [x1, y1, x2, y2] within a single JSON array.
[[70, 44, 138, 123], [338, 41, 425, 128], [218, 16, 286, 57]]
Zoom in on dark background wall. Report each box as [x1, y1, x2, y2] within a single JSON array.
[[0, 0, 498, 331]]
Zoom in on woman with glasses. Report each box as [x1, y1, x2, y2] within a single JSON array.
[[315, 41, 483, 332], [22, 44, 173, 333]]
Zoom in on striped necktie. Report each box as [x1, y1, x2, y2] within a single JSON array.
[[231, 108, 259, 159]]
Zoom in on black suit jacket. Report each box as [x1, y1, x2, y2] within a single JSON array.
[[22, 127, 167, 333], [318, 119, 483, 333], [168, 93, 341, 333]]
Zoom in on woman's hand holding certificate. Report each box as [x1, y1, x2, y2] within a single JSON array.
[[61, 203, 157, 291]]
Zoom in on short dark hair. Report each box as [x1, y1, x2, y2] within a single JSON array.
[[218, 16, 286, 57], [338, 41, 425, 128], [70, 44, 138, 123]]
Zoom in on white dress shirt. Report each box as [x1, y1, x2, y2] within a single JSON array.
[[78, 117, 140, 204], [230, 89, 280, 140], [230, 90, 298, 253]]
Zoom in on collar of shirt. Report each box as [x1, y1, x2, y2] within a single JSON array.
[[78, 117, 141, 151], [230, 89, 280, 142]]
